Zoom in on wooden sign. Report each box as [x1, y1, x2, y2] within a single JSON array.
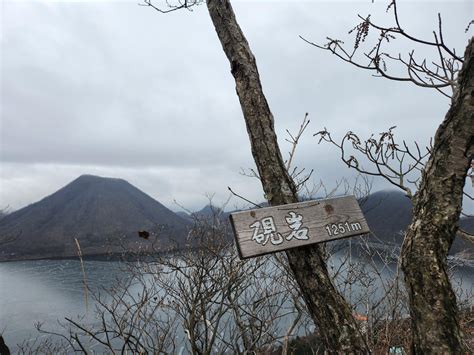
[[229, 195, 370, 259]]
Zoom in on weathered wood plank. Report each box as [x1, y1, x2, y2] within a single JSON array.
[[230, 195, 370, 259]]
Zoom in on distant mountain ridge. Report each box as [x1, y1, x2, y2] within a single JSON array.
[[1, 177, 472, 262], [0, 175, 190, 261], [360, 190, 473, 256], [361, 190, 412, 244], [179, 190, 473, 257]]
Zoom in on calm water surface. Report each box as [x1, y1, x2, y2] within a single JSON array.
[[0, 259, 125, 349], [1, 257, 472, 351]]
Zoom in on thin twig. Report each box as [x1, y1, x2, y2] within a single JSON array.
[[227, 187, 263, 208], [75, 238, 89, 312]]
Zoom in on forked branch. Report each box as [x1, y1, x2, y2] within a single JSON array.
[[301, 0, 470, 99], [314, 127, 430, 198]]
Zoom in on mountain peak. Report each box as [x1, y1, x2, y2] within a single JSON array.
[[0, 175, 190, 261], [74, 174, 126, 184]]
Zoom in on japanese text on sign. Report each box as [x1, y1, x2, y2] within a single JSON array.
[[229, 196, 370, 259], [250, 211, 309, 246]]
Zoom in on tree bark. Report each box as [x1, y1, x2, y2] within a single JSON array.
[[206, 1, 368, 352], [401, 38, 474, 353]]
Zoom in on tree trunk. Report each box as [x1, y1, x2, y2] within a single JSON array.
[[401, 38, 474, 353], [206, 1, 368, 352]]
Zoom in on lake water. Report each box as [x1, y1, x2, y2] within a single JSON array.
[[1, 257, 472, 352], [0, 260, 126, 350]]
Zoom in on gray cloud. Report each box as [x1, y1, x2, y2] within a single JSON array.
[[1, 0, 473, 212]]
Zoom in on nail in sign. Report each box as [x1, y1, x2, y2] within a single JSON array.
[[229, 195, 370, 259]]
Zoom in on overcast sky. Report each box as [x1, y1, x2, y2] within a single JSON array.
[[1, 0, 473, 213]]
